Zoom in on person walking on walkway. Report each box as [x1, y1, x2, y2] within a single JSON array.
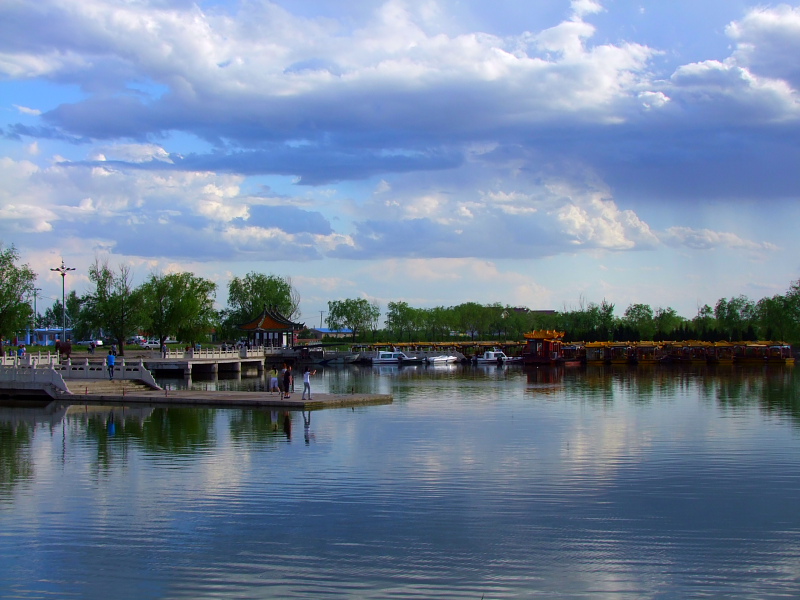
[[106, 350, 116, 380], [301, 366, 316, 400]]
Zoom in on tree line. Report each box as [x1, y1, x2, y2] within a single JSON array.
[[0, 244, 299, 355], [327, 287, 800, 345], [3, 242, 800, 350]]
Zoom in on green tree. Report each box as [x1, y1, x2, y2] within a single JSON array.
[[420, 306, 452, 341], [692, 304, 717, 339], [715, 295, 755, 340], [452, 302, 490, 340], [783, 280, 800, 344], [654, 306, 684, 340], [385, 301, 415, 341], [622, 303, 656, 341], [327, 298, 381, 342], [0, 244, 36, 340], [598, 300, 616, 341], [83, 260, 143, 356], [226, 272, 300, 324], [755, 295, 790, 341], [140, 272, 217, 345], [502, 307, 533, 341]]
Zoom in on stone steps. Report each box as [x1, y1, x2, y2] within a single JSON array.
[[64, 379, 156, 395]]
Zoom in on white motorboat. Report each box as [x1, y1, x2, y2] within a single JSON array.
[[474, 350, 509, 364], [372, 351, 422, 364], [427, 355, 459, 365]]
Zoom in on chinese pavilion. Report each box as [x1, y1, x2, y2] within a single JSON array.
[[237, 305, 304, 348]]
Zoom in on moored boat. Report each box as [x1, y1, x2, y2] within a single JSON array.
[[734, 341, 795, 365], [584, 342, 607, 365], [474, 350, 509, 364], [427, 355, 459, 365], [707, 341, 734, 365], [521, 330, 580, 365], [633, 341, 662, 365], [372, 351, 422, 365]]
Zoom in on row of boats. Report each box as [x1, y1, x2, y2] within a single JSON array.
[[292, 332, 795, 367], [359, 349, 519, 365]]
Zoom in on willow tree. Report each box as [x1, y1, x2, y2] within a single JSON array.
[[139, 272, 217, 346], [0, 244, 36, 341], [327, 298, 381, 342]]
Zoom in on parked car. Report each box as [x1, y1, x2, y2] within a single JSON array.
[[137, 339, 161, 349], [76, 339, 104, 346]]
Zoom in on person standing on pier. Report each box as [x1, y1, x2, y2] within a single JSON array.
[[301, 366, 316, 400], [269, 367, 279, 395], [107, 350, 116, 380], [283, 365, 293, 399]]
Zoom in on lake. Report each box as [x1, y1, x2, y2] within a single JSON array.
[[2, 363, 800, 599]]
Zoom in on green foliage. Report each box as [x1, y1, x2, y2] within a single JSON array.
[[0, 243, 36, 340], [327, 298, 381, 341], [83, 259, 143, 355], [451, 302, 490, 340], [225, 272, 300, 326], [622, 303, 656, 341], [140, 272, 217, 345], [654, 306, 685, 340], [385, 301, 415, 341], [715, 295, 756, 340]]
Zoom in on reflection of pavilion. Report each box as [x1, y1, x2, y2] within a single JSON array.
[[237, 305, 304, 348]]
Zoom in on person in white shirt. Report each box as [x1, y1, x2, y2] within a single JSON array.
[[301, 366, 316, 400]]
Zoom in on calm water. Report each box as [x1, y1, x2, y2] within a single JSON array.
[[2, 364, 800, 599]]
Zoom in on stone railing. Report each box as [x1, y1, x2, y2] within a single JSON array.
[[156, 346, 268, 360], [0, 364, 70, 396], [1, 351, 61, 367], [54, 358, 161, 389]]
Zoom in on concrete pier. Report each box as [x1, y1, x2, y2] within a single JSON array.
[[62, 386, 393, 410]]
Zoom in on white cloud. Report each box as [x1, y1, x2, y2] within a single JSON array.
[[727, 5, 800, 86], [2, 0, 800, 319], [14, 104, 41, 116], [90, 144, 173, 164], [661, 226, 779, 253]]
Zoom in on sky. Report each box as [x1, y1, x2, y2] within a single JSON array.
[[1, 0, 800, 328]]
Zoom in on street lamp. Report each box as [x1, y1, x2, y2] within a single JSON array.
[[50, 260, 75, 343]]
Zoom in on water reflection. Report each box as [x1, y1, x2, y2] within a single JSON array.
[[2, 365, 800, 599], [1, 366, 799, 474]]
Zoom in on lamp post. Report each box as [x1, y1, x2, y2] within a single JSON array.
[[50, 260, 75, 344]]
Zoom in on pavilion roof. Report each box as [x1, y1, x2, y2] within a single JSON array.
[[237, 305, 304, 332]]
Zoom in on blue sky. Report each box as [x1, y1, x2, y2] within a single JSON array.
[[1, 0, 799, 327]]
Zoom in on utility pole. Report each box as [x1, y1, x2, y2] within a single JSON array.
[[29, 287, 41, 345]]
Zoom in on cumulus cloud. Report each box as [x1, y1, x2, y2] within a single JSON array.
[[1, 0, 658, 182], [727, 5, 800, 87], [1, 0, 799, 317], [334, 167, 661, 259], [0, 146, 343, 262]]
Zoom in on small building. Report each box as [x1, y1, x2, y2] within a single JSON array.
[[25, 328, 73, 346], [309, 327, 353, 340], [237, 306, 304, 348]]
